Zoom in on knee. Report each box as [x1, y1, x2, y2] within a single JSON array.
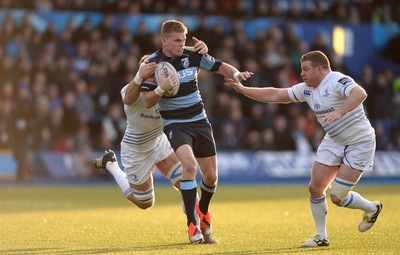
[[182, 161, 198, 175], [330, 179, 353, 207], [136, 201, 154, 210], [308, 183, 324, 197], [131, 187, 155, 209], [202, 172, 218, 187], [330, 193, 342, 206]]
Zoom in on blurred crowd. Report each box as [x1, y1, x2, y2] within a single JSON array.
[[0, 0, 399, 179], [1, 0, 400, 23]]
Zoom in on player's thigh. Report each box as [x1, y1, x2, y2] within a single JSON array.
[[129, 174, 153, 192], [342, 139, 375, 172], [156, 151, 180, 176], [310, 161, 339, 195], [121, 143, 154, 186], [336, 163, 363, 183]]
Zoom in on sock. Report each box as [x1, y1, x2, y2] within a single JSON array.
[[310, 194, 328, 240], [199, 180, 216, 214], [106, 162, 132, 197], [342, 191, 377, 213], [181, 180, 198, 226]]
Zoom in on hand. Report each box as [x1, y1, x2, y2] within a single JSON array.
[[192, 36, 208, 55], [138, 61, 157, 79], [224, 78, 244, 93], [234, 71, 254, 82], [321, 111, 341, 125], [158, 73, 178, 91]]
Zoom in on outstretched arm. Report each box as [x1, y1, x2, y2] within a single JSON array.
[[217, 62, 253, 82], [224, 78, 292, 104]]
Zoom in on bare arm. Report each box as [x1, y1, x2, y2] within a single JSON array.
[[224, 78, 292, 103], [322, 85, 367, 124], [122, 79, 141, 105], [142, 91, 161, 108], [123, 61, 157, 105]]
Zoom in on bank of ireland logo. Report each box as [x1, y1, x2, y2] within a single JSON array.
[[181, 57, 189, 69], [314, 103, 320, 110]]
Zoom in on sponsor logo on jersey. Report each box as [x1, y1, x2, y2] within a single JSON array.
[[315, 107, 335, 115], [322, 89, 330, 97], [303, 89, 311, 97], [177, 68, 195, 79], [181, 57, 189, 68], [338, 77, 351, 86], [314, 103, 321, 110]]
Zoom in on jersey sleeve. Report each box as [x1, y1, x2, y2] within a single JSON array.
[[287, 83, 307, 102], [199, 54, 222, 72], [336, 76, 358, 97], [140, 76, 157, 92]]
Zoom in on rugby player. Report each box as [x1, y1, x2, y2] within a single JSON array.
[[141, 19, 253, 244], [225, 50, 382, 247], [94, 34, 208, 227]]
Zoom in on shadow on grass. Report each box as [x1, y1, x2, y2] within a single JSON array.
[[0, 244, 335, 255], [201, 246, 335, 254]]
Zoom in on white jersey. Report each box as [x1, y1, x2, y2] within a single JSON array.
[[288, 71, 375, 145], [120, 85, 164, 152]]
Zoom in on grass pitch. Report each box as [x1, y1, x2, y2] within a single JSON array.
[[1, 183, 399, 255]]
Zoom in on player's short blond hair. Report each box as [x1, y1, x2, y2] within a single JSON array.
[[301, 50, 331, 70], [161, 20, 187, 37]]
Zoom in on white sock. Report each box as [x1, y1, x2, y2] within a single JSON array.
[[310, 194, 328, 240], [106, 162, 132, 197], [342, 191, 377, 213]]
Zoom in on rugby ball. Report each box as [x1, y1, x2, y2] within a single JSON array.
[[154, 61, 179, 97]]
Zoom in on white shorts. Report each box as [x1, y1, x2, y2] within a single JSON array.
[[315, 134, 375, 172], [121, 134, 174, 185]]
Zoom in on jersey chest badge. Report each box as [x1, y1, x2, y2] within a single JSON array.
[[181, 57, 189, 68]]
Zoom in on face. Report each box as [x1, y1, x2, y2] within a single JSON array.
[[162, 32, 186, 57], [300, 60, 322, 87]]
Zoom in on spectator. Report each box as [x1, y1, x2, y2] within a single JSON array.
[[8, 83, 34, 181]]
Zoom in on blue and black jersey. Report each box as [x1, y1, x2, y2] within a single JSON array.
[[141, 47, 222, 126]]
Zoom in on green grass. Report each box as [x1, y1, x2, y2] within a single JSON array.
[[0, 184, 399, 255]]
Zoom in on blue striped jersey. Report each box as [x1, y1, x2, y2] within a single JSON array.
[[141, 47, 222, 126]]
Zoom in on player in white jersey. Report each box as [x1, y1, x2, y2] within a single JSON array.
[[94, 36, 209, 211], [225, 50, 382, 247]]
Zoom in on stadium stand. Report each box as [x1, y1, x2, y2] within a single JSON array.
[[0, 0, 399, 181]]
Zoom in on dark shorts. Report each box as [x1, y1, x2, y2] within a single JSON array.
[[163, 118, 216, 158]]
